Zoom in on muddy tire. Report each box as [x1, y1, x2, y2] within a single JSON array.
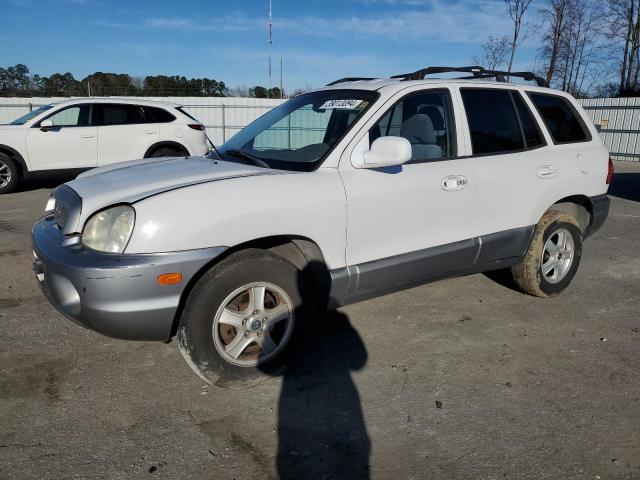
[[0, 153, 19, 194], [177, 249, 307, 387], [511, 210, 583, 297]]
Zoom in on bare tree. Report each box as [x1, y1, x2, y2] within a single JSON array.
[[504, 0, 535, 73], [539, 0, 571, 84], [604, 0, 640, 94], [473, 36, 511, 69]]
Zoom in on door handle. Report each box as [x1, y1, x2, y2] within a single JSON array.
[[441, 175, 469, 191], [81, 134, 95, 139], [144, 129, 157, 135], [537, 165, 557, 179]]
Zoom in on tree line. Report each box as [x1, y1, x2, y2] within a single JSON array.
[[0, 65, 285, 98], [474, 0, 640, 97]]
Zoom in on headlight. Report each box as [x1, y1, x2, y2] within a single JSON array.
[[45, 194, 56, 216], [82, 205, 135, 253]]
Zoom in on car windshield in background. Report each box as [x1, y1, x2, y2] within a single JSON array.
[[216, 90, 378, 171], [9, 105, 54, 125]]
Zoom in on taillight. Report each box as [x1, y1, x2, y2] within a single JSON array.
[[188, 124, 204, 131], [606, 157, 614, 184]]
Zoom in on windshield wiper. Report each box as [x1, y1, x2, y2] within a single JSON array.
[[224, 150, 271, 169]]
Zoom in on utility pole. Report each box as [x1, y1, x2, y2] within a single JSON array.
[[280, 57, 283, 99], [268, 0, 273, 91]]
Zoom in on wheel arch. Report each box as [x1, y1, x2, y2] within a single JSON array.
[[546, 195, 593, 234], [168, 235, 331, 340], [143, 141, 190, 158], [0, 144, 28, 177]]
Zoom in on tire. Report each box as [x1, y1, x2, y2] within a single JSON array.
[[0, 153, 19, 194], [511, 210, 583, 297], [149, 147, 186, 158], [177, 249, 307, 387]]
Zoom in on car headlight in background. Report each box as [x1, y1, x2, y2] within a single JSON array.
[[82, 205, 135, 253], [44, 194, 56, 216]]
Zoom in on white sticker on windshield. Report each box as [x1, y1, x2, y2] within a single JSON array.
[[320, 99, 363, 110]]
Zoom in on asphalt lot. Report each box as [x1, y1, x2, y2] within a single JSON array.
[[1, 162, 639, 480]]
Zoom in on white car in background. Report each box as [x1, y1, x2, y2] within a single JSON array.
[[0, 98, 209, 193]]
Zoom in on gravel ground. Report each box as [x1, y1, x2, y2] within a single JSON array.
[[0, 162, 639, 480]]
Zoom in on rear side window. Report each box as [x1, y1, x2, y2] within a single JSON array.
[[370, 89, 456, 161], [99, 104, 147, 126], [461, 89, 523, 155], [145, 106, 176, 123], [512, 92, 544, 148], [528, 93, 589, 144]]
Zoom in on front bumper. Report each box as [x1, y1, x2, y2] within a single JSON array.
[[32, 218, 226, 341]]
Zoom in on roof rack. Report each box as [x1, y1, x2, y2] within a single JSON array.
[[326, 66, 548, 87], [393, 66, 548, 87], [326, 77, 376, 86]]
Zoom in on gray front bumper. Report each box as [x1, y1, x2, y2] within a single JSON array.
[[32, 218, 226, 341]]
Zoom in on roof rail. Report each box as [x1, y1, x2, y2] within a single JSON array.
[[326, 77, 377, 86], [392, 66, 548, 87], [325, 66, 548, 88]]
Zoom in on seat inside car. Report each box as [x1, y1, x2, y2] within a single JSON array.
[[400, 114, 442, 161]]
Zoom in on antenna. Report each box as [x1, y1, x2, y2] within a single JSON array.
[[268, 0, 273, 90]]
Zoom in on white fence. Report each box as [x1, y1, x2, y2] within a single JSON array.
[[580, 97, 640, 161], [1, 96, 639, 160]]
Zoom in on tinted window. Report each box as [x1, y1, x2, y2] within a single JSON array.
[[99, 104, 147, 126], [44, 105, 92, 127], [461, 89, 524, 155], [370, 90, 455, 161], [513, 92, 544, 148], [528, 93, 589, 143], [146, 106, 176, 123]]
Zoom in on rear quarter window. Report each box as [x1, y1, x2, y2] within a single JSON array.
[[145, 106, 176, 123], [527, 93, 591, 144]]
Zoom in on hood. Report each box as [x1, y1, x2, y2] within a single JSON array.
[[64, 156, 278, 227], [0, 124, 26, 130]]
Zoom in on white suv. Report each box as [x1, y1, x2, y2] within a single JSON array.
[[32, 67, 612, 385], [0, 98, 209, 193]]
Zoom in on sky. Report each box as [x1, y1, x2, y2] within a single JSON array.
[[1, 0, 542, 91]]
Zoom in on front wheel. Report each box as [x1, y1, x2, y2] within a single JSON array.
[[177, 249, 306, 386], [511, 210, 583, 297], [0, 154, 19, 194]]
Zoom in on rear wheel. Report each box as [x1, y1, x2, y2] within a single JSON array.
[[0, 153, 19, 194], [511, 210, 583, 297], [177, 249, 306, 387]]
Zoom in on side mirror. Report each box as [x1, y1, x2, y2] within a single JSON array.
[[352, 136, 412, 169], [40, 119, 53, 131]]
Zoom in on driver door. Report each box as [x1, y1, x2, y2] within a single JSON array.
[[26, 104, 97, 171], [340, 88, 475, 301]]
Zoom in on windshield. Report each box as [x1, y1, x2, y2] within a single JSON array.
[[9, 105, 54, 125], [216, 90, 378, 171]]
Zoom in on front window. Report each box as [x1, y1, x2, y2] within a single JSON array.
[[9, 105, 53, 125], [217, 90, 378, 171]]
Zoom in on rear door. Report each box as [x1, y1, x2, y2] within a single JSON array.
[[26, 104, 97, 170], [458, 87, 561, 253], [96, 104, 158, 165]]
